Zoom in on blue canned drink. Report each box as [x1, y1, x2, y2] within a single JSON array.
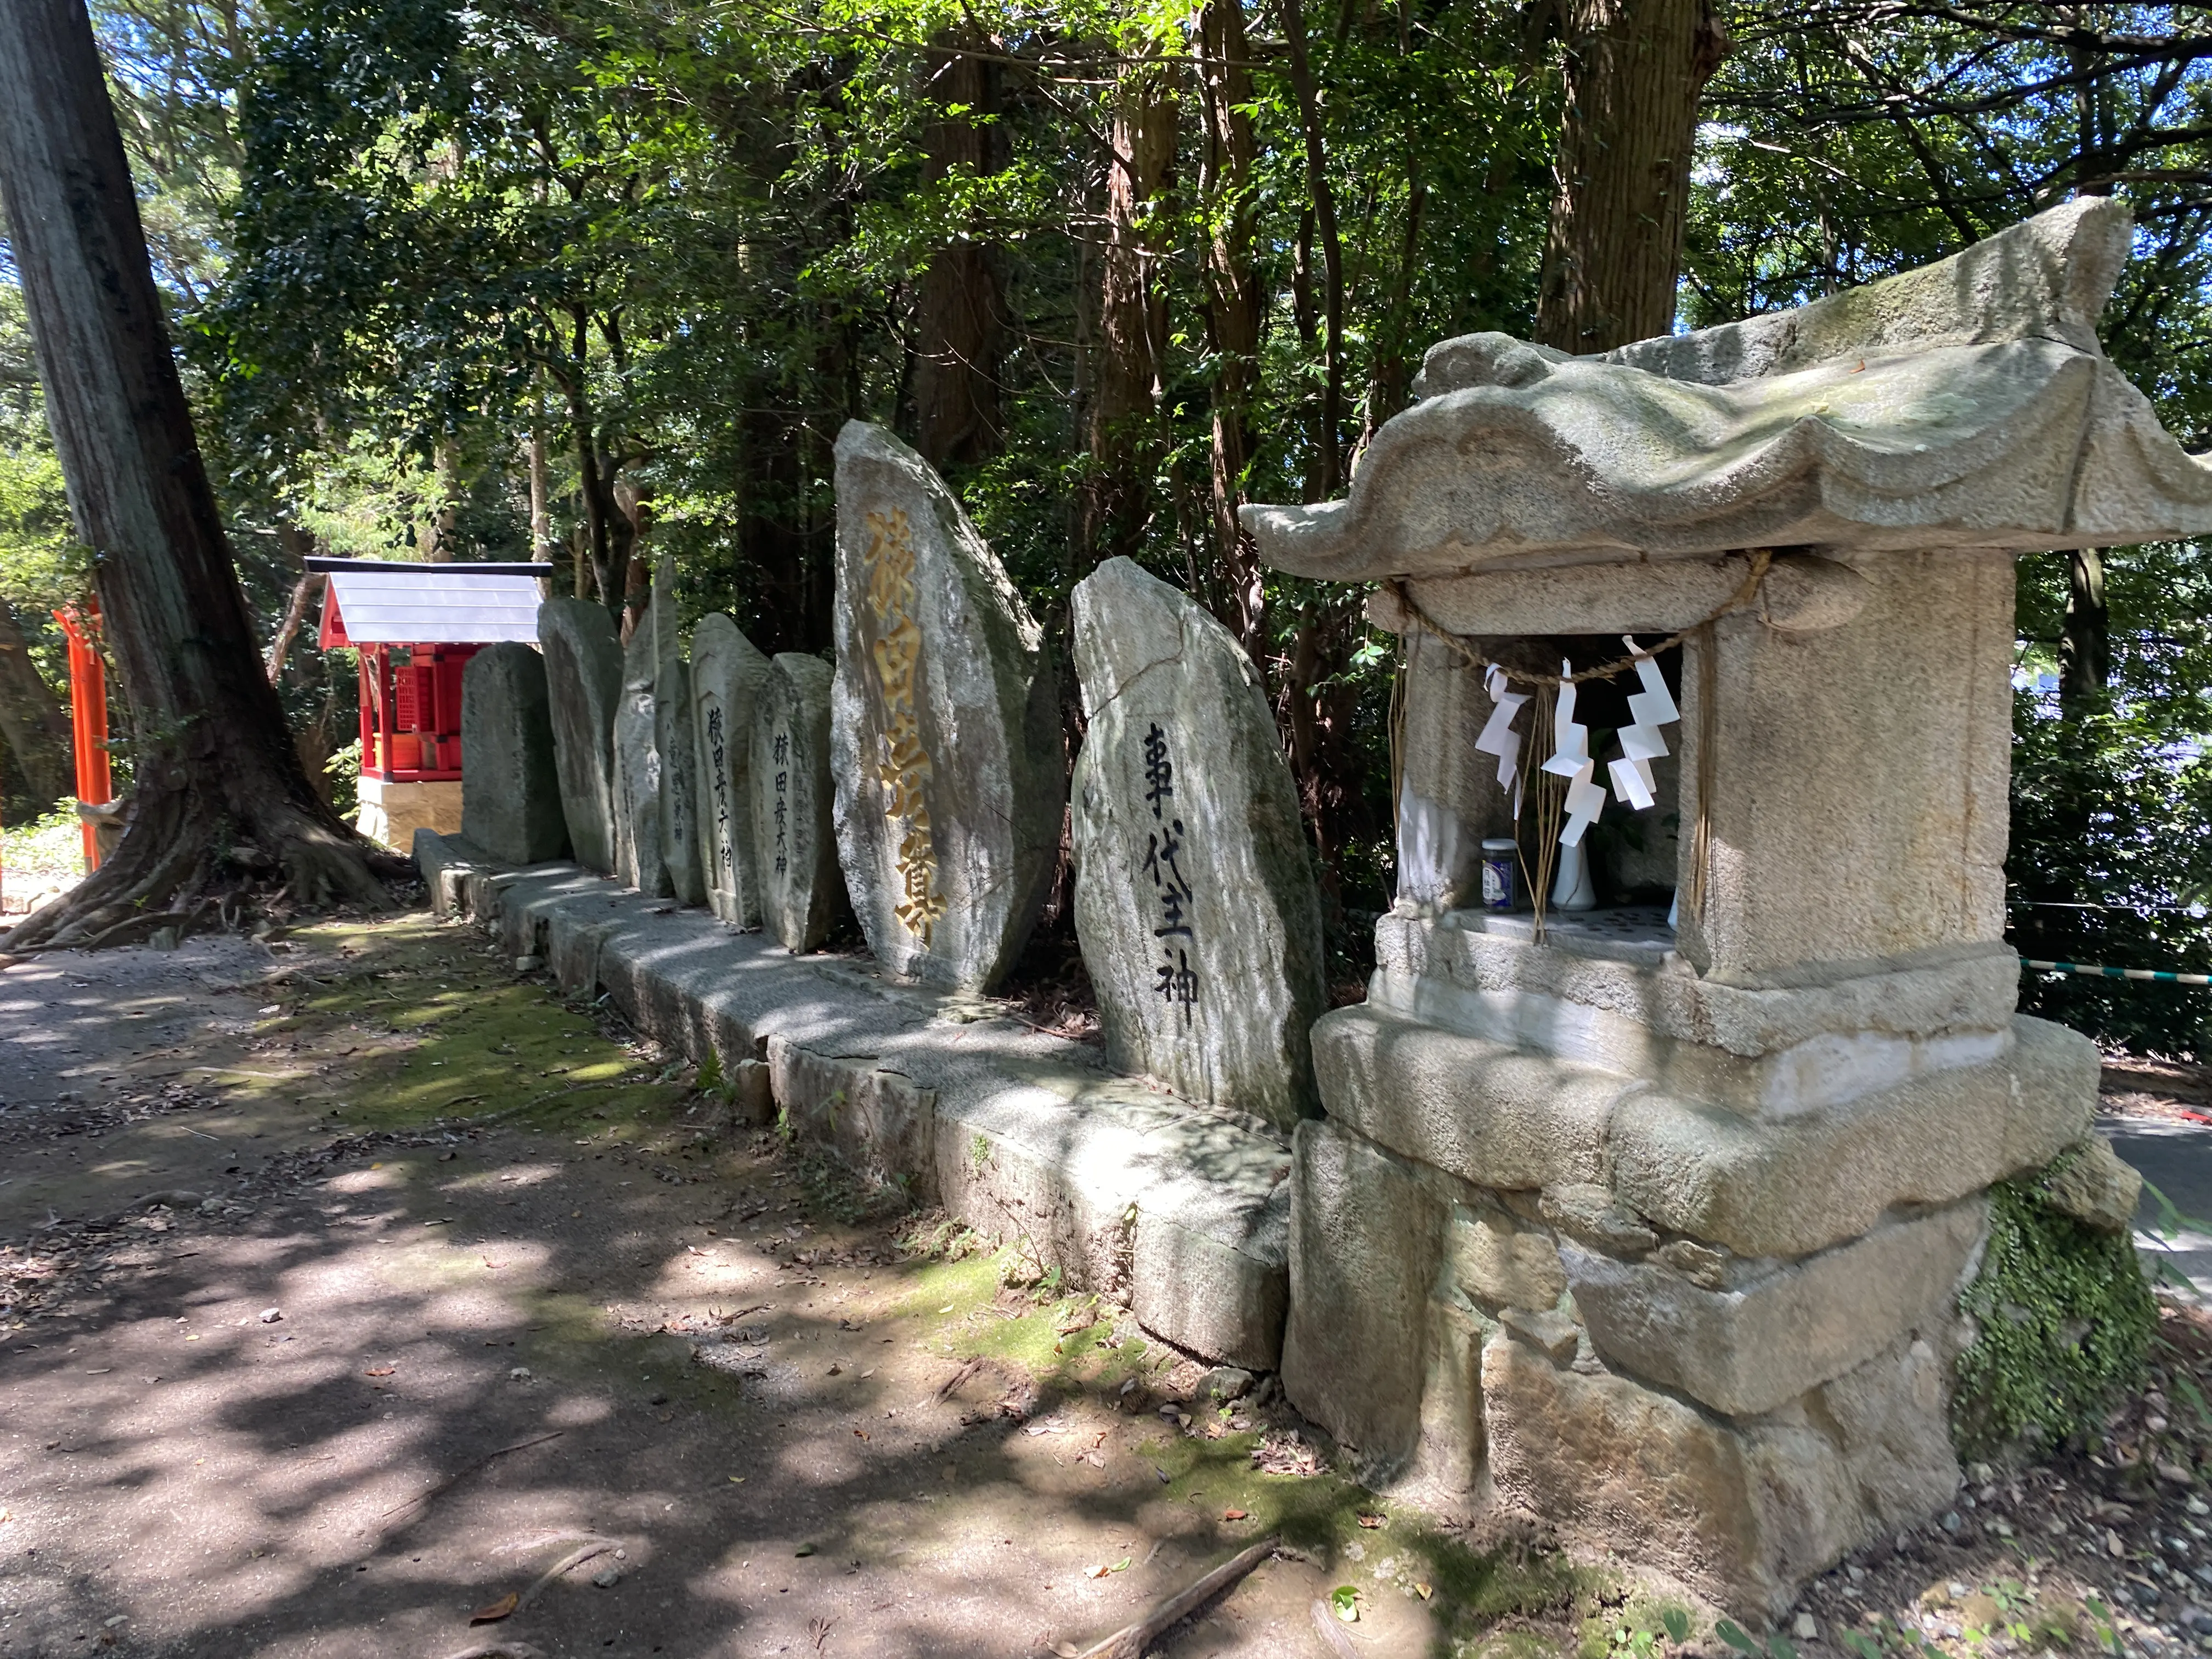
[[1480, 838, 1517, 911]]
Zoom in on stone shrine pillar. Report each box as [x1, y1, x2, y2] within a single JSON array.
[[1243, 199, 2212, 1614]]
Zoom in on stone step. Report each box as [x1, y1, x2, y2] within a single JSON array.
[[415, 829, 1291, 1369]]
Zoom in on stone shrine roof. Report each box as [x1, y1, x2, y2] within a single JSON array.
[[1244, 199, 2212, 580]]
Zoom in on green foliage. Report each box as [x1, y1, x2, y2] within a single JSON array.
[[1953, 1161, 2158, 1459], [1, 800, 88, 880]]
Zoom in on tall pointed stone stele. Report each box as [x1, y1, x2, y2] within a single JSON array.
[[690, 613, 771, 927], [536, 597, 623, 874], [752, 653, 845, 952], [829, 422, 1062, 990], [651, 556, 707, 907], [459, 641, 567, 864], [1069, 557, 1325, 1129], [611, 605, 671, 898]]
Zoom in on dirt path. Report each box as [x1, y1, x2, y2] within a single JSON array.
[[0, 916, 1567, 1658], [16, 914, 2212, 1659]]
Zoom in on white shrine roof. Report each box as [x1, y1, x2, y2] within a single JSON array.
[[1244, 199, 2212, 579], [312, 559, 549, 645]]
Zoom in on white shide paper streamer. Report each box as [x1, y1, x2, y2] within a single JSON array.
[[1473, 665, 1531, 817], [1606, 635, 1681, 812], [1541, 660, 1607, 847]]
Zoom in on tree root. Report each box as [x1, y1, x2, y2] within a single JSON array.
[[1, 776, 412, 954]]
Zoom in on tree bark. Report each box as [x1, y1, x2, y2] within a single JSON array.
[[264, 520, 322, 686], [0, 0, 398, 950], [2059, 546, 2109, 710], [910, 29, 1005, 470], [1280, 0, 1346, 498], [1198, 0, 1267, 656], [1082, 53, 1177, 573], [1535, 0, 1728, 353], [0, 596, 74, 811]]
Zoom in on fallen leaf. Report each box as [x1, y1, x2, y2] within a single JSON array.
[[728, 1475, 746, 1484], [469, 1591, 519, 1624], [365, 1367, 396, 1378], [853, 1426, 870, 1442], [1331, 1585, 1359, 1623], [1223, 1509, 1249, 1521], [1414, 1582, 1434, 1601], [1110, 1557, 1131, 1573], [1357, 1513, 1383, 1529], [1085, 1564, 1110, 1580]]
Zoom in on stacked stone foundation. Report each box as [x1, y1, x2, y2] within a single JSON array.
[[1282, 912, 2098, 1613]]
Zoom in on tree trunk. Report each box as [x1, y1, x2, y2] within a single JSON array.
[[2059, 546, 2109, 711], [909, 29, 1005, 470], [264, 520, 322, 686], [1280, 0, 1346, 498], [527, 421, 552, 562], [1082, 53, 1177, 573], [0, 596, 74, 811], [1198, 0, 1267, 656], [0, 0, 398, 950], [1535, 0, 1727, 353]]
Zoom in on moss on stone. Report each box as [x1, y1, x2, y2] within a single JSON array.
[[1952, 1161, 2156, 1460]]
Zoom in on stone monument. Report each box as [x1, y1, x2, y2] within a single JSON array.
[[458, 641, 567, 865], [829, 422, 1062, 991], [1068, 556, 1325, 1130], [752, 652, 845, 952], [1244, 199, 2212, 1613], [650, 557, 707, 908], [690, 612, 771, 928], [536, 596, 623, 874], [611, 607, 672, 898]]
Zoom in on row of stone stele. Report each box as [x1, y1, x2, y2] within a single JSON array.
[[455, 421, 1328, 1133], [1244, 197, 2197, 1616], [448, 196, 2212, 1624]]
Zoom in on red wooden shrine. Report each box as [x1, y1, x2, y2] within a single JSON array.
[[310, 558, 551, 785]]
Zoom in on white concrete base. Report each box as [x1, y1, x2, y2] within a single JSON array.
[[358, 777, 463, 851]]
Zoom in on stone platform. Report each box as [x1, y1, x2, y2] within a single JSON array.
[[414, 830, 1290, 1370]]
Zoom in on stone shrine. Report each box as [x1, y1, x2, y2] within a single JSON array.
[[458, 641, 567, 865], [690, 612, 771, 928], [611, 603, 673, 899], [651, 557, 707, 909], [1069, 557, 1325, 1130], [536, 596, 623, 874], [1244, 199, 2212, 1612], [752, 653, 845, 952], [829, 422, 1062, 991]]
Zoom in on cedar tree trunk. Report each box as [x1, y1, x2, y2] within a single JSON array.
[[1082, 54, 1177, 573], [0, 0, 399, 950], [1198, 0, 1267, 656], [910, 30, 1005, 469], [1536, 0, 1728, 353]]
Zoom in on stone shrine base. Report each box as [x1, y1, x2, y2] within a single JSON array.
[[1282, 909, 2103, 1616], [413, 831, 1290, 1371], [359, 777, 464, 851]]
